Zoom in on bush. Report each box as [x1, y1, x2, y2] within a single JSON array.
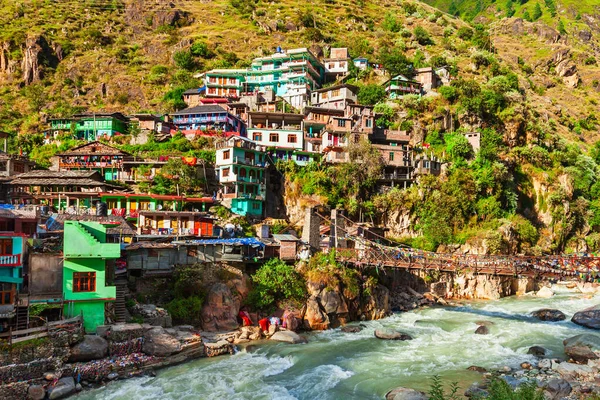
[[439, 86, 458, 102], [358, 84, 387, 105], [456, 27, 474, 40], [413, 26, 434, 45], [173, 50, 195, 71], [166, 296, 204, 324], [246, 259, 306, 310], [191, 40, 214, 58]]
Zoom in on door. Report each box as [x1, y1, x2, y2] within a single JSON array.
[[0, 239, 12, 255]]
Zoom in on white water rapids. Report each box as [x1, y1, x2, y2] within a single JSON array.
[[76, 286, 599, 400]]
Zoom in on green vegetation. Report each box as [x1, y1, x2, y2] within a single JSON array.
[[246, 259, 307, 310], [166, 265, 205, 324], [428, 376, 544, 400]]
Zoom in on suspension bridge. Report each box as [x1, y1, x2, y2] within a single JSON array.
[[315, 212, 599, 282]]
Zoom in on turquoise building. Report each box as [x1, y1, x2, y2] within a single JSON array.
[[50, 112, 129, 141], [0, 234, 25, 309]]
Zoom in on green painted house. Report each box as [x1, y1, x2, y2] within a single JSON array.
[[0, 234, 25, 315], [63, 221, 120, 333], [50, 113, 129, 141]]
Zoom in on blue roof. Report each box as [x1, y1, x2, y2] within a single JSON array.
[[173, 238, 265, 247]]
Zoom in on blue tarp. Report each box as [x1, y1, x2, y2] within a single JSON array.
[[0, 204, 15, 210], [174, 238, 265, 248]]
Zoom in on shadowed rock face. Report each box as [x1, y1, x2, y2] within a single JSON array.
[[532, 308, 566, 321], [201, 282, 239, 332], [68, 335, 108, 362], [572, 306, 600, 329]]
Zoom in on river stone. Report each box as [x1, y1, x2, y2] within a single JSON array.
[[464, 383, 488, 398], [536, 286, 554, 298], [385, 387, 429, 400], [107, 373, 119, 380], [142, 327, 182, 357], [555, 362, 593, 377], [531, 309, 566, 321], [375, 329, 412, 340], [475, 325, 489, 335], [270, 331, 308, 344], [341, 326, 362, 333], [108, 323, 144, 342], [47, 377, 75, 400], [68, 335, 108, 362], [528, 346, 547, 357], [467, 366, 487, 373], [543, 378, 572, 399], [27, 385, 45, 400], [475, 321, 494, 326], [571, 306, 600, 329], [538, 359, 552, 369], [563, 333, 600, 363]]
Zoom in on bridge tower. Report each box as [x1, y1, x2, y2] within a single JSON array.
[[301, 207, 321, 252], [331, 209, 348, 249]]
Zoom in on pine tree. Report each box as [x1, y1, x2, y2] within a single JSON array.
[[505, 0, 516, 18], [532, 3, 543, 20], [557, 19, 567, 35], [523, 9, 532, 21], [544, 0, 556, 17]]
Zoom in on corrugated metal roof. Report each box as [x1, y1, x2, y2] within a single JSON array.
[[173, 238, 265, 247], [272, 234, 300, 242]]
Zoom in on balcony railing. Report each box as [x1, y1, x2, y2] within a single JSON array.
[[0, 254, 21, 267]]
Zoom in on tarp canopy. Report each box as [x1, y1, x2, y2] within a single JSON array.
[[173, 238, 265, 248]]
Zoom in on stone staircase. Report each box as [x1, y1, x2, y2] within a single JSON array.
[[114, 277, 129, 323]]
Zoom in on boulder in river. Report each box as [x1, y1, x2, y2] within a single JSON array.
[[467, 366, 487, 373], [375, 329, 412, 340], [68, 335, 108, 362], [531, 309, 566, 321], [475, 320, 494, 326], [341, 326, 362, 333], [475, 325, 489, 335], [385, 387, 429, 400], [571, 306, 600, 329], [527, 346, 547, 357], [563, 333, 600, 363], [536, 286, 554, 298], [47, 377, 75, 400], [270, 331, 308, 344]]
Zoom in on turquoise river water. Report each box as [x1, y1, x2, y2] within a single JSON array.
[[77, 286, 599, 400]]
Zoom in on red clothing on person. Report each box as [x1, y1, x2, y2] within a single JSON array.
[[239, 311, 252, 326], [258, 317, 270, 332]]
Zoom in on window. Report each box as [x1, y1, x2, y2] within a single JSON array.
[[73, 272, 96, 292], [337, 119, 346, 128], [0, 239, 12, 255], [223, 150, 231, 160], [252, 203, 261, 210], [332, 89, 340, 97], [424, 160, 430, 169], [288, 134, 297, 143], [253, 133, 262, 141], [222, 168, 230, 177], [389, 152, 394, 162], [365, 119, 373, 128], [269, 133, 279, 142], [229, 78, 236, 84], [0, 290, 13, 305]]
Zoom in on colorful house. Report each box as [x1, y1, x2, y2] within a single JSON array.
[[384, 75, 422, 99], [62, 221, 120, 333], [49, 113, 129, 141], [205, 48, 325, 109], [215, 136, 267, 217], [0, 234, 25, 302], [171, 104, 246, 136]]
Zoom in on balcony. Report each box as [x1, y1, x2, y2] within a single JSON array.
[[232, 157, 266, 167], [381, 173, 412, 181], [0, 254, 21, 267], [60, 162, 123, 169]]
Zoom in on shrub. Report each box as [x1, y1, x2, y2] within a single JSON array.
[[173, 50, 195, 71], [358, 84, 387, 105], [191, 40, 214, 58], [439, 86, 458, 102], [456, 27, 473, 40], [246, 259, 306, 310], [166, 296, 204, 324], [414, 26, 434, 45]]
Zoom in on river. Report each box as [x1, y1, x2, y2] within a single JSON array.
[[76, 286, 599, 400]]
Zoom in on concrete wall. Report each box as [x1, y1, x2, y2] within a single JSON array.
[[29, 253, 63, 296]]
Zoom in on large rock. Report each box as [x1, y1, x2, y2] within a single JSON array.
[[386, 387, 428, 400], [320, 289, 348, 315], [475, 325, 489, 335], [47, 377, 75, 400], [554, 362, 593, 378], [142, 327, 182, 357], [543, 378, 571, 400], [27, 385, 45, 400], [563, 334, 600, 363], [107, 323, 144, 342], [536, 286, 554, 298], [571, 306, 600, 329], [68, 335, 108, 362], [528, 346, 547, 357], [201, 283, 239, 332], [270, 331, 308, 344], [531, 309, 566, 321], [361, 284, 390, 320], [303, 297, 330, 330], [374, 329, 412, 341]]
